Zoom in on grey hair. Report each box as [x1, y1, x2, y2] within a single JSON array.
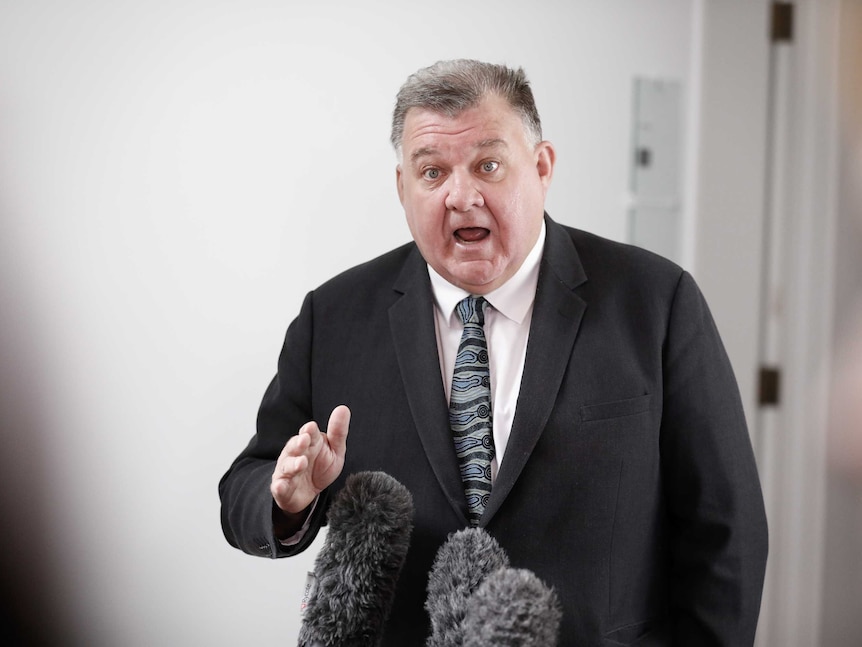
[[390, 59, 543, 157]]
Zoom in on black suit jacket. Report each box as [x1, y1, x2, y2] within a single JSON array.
[[220, 216, 768, 646]]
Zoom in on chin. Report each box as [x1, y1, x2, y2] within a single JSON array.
[[453, 277, 498, 295], [452, 258, 497, 278]]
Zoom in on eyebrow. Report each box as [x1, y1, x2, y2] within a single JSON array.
[[475, 138, 508, 151], [409, 138, 509, 164], [410, 147, 439, 164]]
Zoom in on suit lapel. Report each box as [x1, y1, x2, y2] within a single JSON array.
[[482, 217, 588, 524], [389, 247, 470, 524]]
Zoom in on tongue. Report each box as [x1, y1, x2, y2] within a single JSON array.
[[456, 227, 489, 242]]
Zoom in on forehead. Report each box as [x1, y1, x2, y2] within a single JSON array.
[[401, 96, 527, 162]]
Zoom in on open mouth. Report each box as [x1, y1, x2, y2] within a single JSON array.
[[454, 227, 490, 243]]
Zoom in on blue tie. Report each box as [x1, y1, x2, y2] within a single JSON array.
[[449, 296, 494, 526]]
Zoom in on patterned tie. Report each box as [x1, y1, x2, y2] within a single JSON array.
[[449, 295, 494, 526]]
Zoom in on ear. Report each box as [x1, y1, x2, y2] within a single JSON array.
[[535, 141, 556, 190], [396, 165, 405, 205]]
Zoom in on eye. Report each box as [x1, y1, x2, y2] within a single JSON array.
[[422, 167, 441, 181], [479, 160, 499, 173]]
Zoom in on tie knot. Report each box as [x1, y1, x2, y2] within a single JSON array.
[[456, 296, 488, 326]]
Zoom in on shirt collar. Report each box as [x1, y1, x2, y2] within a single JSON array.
[[428, 221, 546, 327]]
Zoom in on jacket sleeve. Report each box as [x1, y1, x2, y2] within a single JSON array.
[[660, 271, 768, 645], [218, 290, 329, 559]]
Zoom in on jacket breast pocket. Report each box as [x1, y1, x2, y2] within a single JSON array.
[[580, 394, 653, 423], [603, 617, 669, 645]]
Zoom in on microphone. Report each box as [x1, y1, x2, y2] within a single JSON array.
[[297, 471, 414, 647], [460, 567, 562, 647], [425, 528, 510, 647]]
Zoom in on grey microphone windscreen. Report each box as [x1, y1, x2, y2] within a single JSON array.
[[297, 471, 414, 647], [425, 527, 510, 647], [461, 567, 562, 647]]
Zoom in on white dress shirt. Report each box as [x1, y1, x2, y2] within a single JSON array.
[[428, 222, 545, 482]]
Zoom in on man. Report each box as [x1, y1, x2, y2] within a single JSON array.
[[220, 59, 768, 645]]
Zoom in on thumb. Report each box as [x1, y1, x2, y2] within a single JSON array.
[[326, 405, 350, 457]]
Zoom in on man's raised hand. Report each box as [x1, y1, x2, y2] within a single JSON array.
[[271, 405, 350, 518]]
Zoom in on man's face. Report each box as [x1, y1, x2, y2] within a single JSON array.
[[396, 95, 555, 295]]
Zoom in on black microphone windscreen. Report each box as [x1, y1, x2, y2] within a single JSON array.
[[297, 471, 414, 647], [425, 527, 510, 647], [461, 567, 562, 647]]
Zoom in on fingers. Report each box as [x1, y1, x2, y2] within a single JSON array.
[[271, 405, 351, 514], [271, 430, 324, 534], [272, 423, 318, 512], [277, 451, 308, 478], [276, 423, 316, 475]]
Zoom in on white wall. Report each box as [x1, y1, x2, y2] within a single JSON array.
[[0, 1, 696, 644]]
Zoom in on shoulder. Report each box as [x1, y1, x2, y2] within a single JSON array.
[[300, 241, 423, 323], [549, 219, 687, 299], [314, 241, 418, 295], [572, 225, 681, 279]]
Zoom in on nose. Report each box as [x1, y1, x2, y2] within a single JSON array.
[[444, 170, 484, 212]]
